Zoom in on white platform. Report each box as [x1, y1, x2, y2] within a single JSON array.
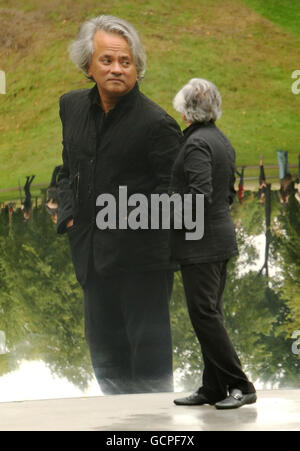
[[0, 390, 299, 431]]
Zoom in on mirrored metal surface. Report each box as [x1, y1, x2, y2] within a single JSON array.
[[0, 187, 299, 402]]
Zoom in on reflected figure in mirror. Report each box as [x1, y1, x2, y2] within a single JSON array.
[[277, 150, 295, 205], [258, 156, 267, 205], [21, 175, 35, 221], [236, 166, 245, 204], [46, 165, 62, 224]]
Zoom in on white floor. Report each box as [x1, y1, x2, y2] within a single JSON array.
[[0, 390, 299, 431]]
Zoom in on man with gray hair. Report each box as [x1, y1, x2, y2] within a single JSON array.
[[57, 15, 181, 395]]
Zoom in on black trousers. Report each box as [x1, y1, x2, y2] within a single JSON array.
[[83, 264, 174, 395], [181, 260, 256, 403]]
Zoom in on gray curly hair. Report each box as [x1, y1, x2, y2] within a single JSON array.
[[69, 15, 146, 82], [173, 78, 222, 123]]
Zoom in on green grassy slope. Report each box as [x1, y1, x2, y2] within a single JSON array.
[[242, 0, 300, 36], [0, 0, 299, 193]]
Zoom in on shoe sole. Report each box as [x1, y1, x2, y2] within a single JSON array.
[[174, 400, 209, 406], [215, 393, 257, 410]]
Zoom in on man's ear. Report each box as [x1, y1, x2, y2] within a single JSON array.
[[87, 63, 93, 78], [182, 114, 189, 124]]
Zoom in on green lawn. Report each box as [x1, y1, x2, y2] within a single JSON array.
[[242, 0, 300, 36], [0, 0, 299, 197]]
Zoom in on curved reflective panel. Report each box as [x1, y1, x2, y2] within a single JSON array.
[[0, 189, 299, 402]]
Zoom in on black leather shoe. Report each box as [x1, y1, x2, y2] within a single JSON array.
[[215, 389, 257, 410], [174, 389, 212, 406]]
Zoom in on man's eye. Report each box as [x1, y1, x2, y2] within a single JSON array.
[[102, 58, 111, 64], [122, 60, 130, 67]]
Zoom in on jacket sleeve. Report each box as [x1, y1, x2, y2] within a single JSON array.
[[56, 96, 74, 234], [144, 114, 182, 229], [167, 137, 212, 231], [183, 136, 213, 207], [148, 114, 182, 194]]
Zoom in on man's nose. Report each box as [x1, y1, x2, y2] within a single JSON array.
[[111, 61, 122, 74]]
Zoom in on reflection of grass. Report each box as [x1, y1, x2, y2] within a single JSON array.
[[0, 187, 45, 204], [0, 0, 299, 189]]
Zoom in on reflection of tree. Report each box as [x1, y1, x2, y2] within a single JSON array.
[[0, 206, 93, 389], [272, 195, 300, 336], [223, 249, 300, 388], [231, 191, 281, 237], [231, 192, 265, 236], [259, 184, 271, 276], [171, 195, 300, 390], [250, 285, 300, 388], [171, 272, 202, 390], [1, 194, 299, 392], [171, 229, 276, 390]]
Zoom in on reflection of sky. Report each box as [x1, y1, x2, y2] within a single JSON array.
[[238, 233, 277, 278], [0, 361, 186, 403], [0, 361, 275, 404], [0, 360, 101, 403]]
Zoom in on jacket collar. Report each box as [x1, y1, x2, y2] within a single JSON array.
[[89, 82, 140, 112], [183, 120, 216, 139]]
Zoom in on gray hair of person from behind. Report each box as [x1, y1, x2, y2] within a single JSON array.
[[68, 15, 146, 81], [173, 78, 222, 123]]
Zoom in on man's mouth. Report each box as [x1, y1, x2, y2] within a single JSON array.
[[108, 78, 124, 83]]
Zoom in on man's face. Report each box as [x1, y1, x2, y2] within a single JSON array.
[[88, 31, 138, 99]]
